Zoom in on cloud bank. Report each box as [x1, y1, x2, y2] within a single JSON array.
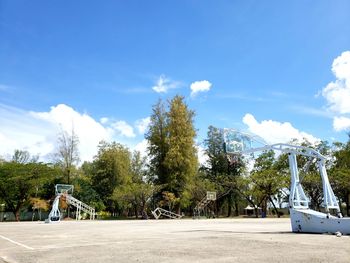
[[0, 104, 149, 162], [243, 113, 319, 145], [321, 51, 350, 131]]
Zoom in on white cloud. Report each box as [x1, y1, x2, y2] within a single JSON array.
[[0, 103, 153, 163], [0, 104, 113, 162], [152, 75, 179, 93], [196, 144, 208, 165], [135, 117, 151, 134], [100, 117, 109, 124], [242, 113, 320, 145], [134, 139, 149, 158], [111, 120, 136, 138], [321, 51, 350, 114], [320, 51, 350, 132], [333, 116, 350, 132], [190, 80, 212, 97], [30, 104, 113, 162]]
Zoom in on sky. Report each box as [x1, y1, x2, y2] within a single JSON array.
[[1, 0, 350, 163]]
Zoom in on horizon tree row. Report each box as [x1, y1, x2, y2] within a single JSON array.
[[1, 95, 350, 220]]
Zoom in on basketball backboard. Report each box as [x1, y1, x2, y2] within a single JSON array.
[[207, 191, 217, 201], [55, 184, 74, 195]]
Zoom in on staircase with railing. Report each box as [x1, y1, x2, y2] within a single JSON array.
[[193, 189, 232, 218], [193, 196, 214, 218], [65, 194, 96, 220]]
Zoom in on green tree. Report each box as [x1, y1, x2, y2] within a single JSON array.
[[330, 136, 350, 216], [204, 126, 228, 179], [113, 151, 154, 218], [113, 182, 155, 218], [203, 126, 244, 217], [91, 141, 132, 213], [250, 150, 288, 217], [164, 95, 198, 210], [0, 159, 54, 221], [72, 170, 105, 212], [146, 96, 198, 212], [145, 100, 169, 185], [159, 191, 179, 212], [12, 150, 36, 164]]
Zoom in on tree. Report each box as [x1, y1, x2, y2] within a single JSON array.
[[113, 182, 155, 218], [203, 125, 244, 217], [12, 150, 31, 164], [159, 191, 179, 212], [250, 150, 288, 217], [91, 141, 132, 214], [72, 170, 105, 212], [330, 136, 350, 216], [164, 95, 198, 210], [55, 128, 80, 184], [204, 126, 228, 179], [146, 96, 198, 212], [0, 158, 54, 221], [113, 151, 154, 218], [145, 100, 169, 185]]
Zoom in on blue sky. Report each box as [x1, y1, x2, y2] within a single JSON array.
[[1, 1, 350, 161]]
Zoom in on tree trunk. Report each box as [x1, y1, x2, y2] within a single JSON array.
[[269, 196, 280, 218], [14, 210, 20, 221], [254, 207, 259, 218], [234, 200, 239, 216], [134, 205, 138, 219], [13, 202, 23, 221], [346, 192, 350, 216], [227, 194, 232, 217]]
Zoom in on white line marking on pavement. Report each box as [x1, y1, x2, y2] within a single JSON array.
[[0, 235, 34, 250]]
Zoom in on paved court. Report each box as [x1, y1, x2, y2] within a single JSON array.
[[0, 218, 349, 263]]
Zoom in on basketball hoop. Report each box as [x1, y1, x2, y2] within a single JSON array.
[[206, 191, 217, 201], [55, 184, 74, 195], [223, 128, 266, 155]]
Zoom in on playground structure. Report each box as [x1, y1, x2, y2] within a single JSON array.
[[152, 207, 183, 219], [223, 128, 350, 235], [47, 184, 96, 222], [193, 191, 217, 218]]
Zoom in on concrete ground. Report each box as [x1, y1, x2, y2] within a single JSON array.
[[0, 218, 349, 263]]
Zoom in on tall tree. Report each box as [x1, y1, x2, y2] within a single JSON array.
[[145, 100, 169, 185], [204, 126, 228, 179], [146, 96, 198, 211], [164, 95, 198, 209], [55, 128, 80, 184], [203, 126, 244, 217]]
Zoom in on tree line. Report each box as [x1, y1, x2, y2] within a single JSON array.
[[1, 95, 350, 221]]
